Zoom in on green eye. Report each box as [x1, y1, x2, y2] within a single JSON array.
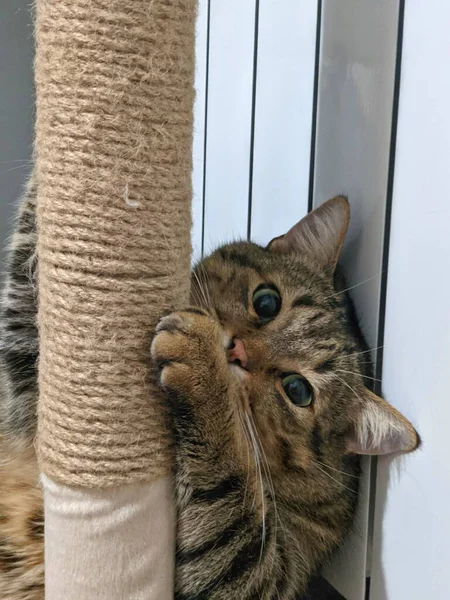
[[281, 374, 313, 407], [252, 285, 281, 321]]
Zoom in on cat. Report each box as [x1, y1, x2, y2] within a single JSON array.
[[0, 185, 419, 600]]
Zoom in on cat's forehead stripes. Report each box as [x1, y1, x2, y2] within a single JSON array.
[[217, 246, 267, 276]]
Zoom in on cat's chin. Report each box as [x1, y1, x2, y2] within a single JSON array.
[[228, 362, 250, 381]]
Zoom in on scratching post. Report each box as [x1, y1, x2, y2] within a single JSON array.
[[35, 0, 196, 597]]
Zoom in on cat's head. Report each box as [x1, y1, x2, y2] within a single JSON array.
[[192, 197, 419, 493]]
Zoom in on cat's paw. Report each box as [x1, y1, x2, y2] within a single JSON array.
[[151, 308, 229, 396]]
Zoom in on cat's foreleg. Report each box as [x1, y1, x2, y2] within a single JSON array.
[[151, 309, 279, 599]]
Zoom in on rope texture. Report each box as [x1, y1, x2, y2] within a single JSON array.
[[35, 0, 196, 486]]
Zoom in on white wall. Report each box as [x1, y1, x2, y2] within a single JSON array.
[[202, 0, 257, 253], [191, 0, 209, 263], [370, 2, 450, 598], [313, 2, 401, 597], [250, 0, 317, 245], [195, 0, 317, 254]]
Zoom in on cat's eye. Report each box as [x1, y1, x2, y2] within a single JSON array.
[[252, 285, 281, 321], [281, 373, 313, 407]]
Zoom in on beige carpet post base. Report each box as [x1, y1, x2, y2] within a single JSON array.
[[43, 475, 175, 600]]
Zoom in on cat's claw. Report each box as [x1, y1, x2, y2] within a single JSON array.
[[154, 307, 210, 335]]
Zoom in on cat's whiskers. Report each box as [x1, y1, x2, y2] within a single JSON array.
[[235, 403, 253, 508], [0, 158, 33, 163], [192, 268, 210, 311], [198, 262, 213, 309], [191, 286, 210, 316], [331, 373, 361, 401], [315, 459, 360, 480], [190, 284, 202, 307], [245, 413, 267, 561], [248, 415, 279, 525], [238, 404, 287, 580], [346, 345, 384, 358], [314, 462, 359, 496], [239, 408, 260, 514], [246, 413, 288, 576], [200, 263, 214, 304], [237, 409, 275, 599], [1, 163, 34, 174], [325, 271, 383, 301], [336, 369, 381, 382], [249, 414, 276, 501], [192, 270, 208, 309]]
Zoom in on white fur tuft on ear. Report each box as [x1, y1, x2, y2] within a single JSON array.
[[346, 389, 419, 456]]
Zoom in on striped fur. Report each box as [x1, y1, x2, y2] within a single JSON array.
[[0, 176, 38, 440], [0, 177, 43, 599], [0, 439, 44, 600], [0, 189, 417, 599]]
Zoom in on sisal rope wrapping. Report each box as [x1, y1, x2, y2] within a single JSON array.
[[35, 0, 196, 486]]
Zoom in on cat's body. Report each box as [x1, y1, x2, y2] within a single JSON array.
[[0, 179, 44, 600], [0, 186, 419, 600]]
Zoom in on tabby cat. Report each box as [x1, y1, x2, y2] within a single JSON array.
[[0, 185, 419, 600]]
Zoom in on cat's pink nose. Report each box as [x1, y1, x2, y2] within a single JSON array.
[[228, 338, 248, 369]]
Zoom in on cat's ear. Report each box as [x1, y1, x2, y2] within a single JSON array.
[[346, 389, 420, 455], [267, 196, 350, 271]]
